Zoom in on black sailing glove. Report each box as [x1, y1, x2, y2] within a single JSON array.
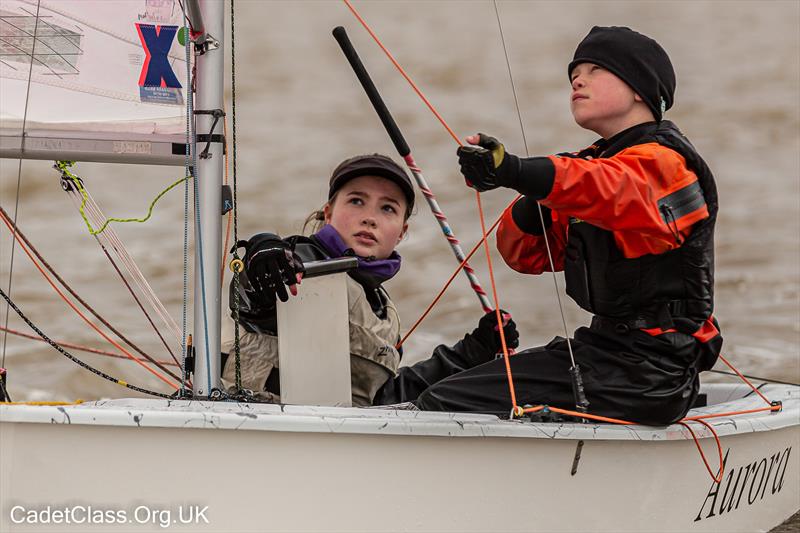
[[469, 309, 520, 353], [240, 233, 305, 305], [457, 133, 520, 192]]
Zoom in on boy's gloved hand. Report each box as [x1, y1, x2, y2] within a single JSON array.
[[457, 133, 519, 192], [470, 309, 520, 353], [241, 233, 305, 304]]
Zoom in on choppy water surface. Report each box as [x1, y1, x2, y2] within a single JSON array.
[[1, 1, 798, 403]]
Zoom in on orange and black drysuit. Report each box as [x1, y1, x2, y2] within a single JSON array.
[[416, 121, 722, 425]]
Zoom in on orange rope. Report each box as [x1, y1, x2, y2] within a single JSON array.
[[343, 0, 460, 146], [523, 401, 783, 426], [682, 405, 781, 421], [718, 353, 772, 406], [474, 191, 516, 407], [396, 197, 519, 349], [0, 210, 179, 389], [1, 400, 85, 406], [678, 419, 724, 484], [0, 325, 179, 367], [521, 405, 634, 425]]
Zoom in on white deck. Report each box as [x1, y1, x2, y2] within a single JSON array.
[[2, 383, 797, 441]]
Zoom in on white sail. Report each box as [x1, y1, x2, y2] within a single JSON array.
[[0, 0, 189, 164]]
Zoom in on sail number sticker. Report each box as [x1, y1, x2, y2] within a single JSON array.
[[135, 23, 183, 105]]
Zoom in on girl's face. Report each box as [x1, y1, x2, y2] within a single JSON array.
[[324, 175, 408, 260], [569, 62, 649, 138]]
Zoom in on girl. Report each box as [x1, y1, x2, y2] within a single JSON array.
[[222, 153, 518, 406]]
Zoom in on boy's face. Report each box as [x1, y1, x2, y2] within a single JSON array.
[[569, 62, 648, 138], [324, 175, 408, 260]]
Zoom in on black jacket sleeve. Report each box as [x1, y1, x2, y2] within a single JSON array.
[[511, 195, 553, 236]]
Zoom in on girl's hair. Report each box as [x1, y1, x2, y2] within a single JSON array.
[[303, 204, 328, 235]]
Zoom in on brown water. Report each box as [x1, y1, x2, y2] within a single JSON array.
[[1, 1, 798, 405]]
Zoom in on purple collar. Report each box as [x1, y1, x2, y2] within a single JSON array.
[[313, 224, 402, 281]]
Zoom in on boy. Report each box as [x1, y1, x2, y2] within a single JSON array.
[[415, 26, 722, 425]]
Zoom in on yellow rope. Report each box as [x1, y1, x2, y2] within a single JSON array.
[[56, 161, 191, 236], [0, 400, 84, 406]]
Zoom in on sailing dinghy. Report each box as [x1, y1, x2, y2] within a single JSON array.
[[0, 1, 798, 531]]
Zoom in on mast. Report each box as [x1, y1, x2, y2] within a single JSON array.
[[190, 0, 224, 396]]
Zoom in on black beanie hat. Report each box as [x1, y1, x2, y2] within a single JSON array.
[[568, 26, 676, 121]]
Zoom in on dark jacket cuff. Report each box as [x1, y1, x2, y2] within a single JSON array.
[[504, 155, 555, 199], [511, 196, 552, 236]]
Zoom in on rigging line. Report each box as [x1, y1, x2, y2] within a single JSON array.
[[708, 368, 798, 386], [0, 209, 180, 389], [677, 420, 724, 484], [397, 200, 515, 349], [57, 162, 192, 236], [526, 397, 781, 421], [96, 239, 180, 368], [493, 1, 585, 417], [343, 0, 514, 401], [61, 181, 182, 347], [0, 286, 172, 399], [0, 206, 182, 381], [343, 0, 460, 146], [2, 0, 41, 369], [60, 182, 180, 348], [0, 325, 179, 367], [682, 405, 781, 422], [230, 0, 243, 391], [476, 191, 518, 407], [181, 13, 192, 394], [492, 0, 576, 367], [406, 156, 492, 314], [2, 401, 82, 406], [718, 353, 773, 407], [84, 208, 181, 348], [62, 179, 182, 343], [492, 2, 529, 156]]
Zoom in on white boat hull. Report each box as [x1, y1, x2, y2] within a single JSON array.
[[1, 384, 798, 532]]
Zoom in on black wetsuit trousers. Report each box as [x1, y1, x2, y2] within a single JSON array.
[[415, 324, 709, 426]]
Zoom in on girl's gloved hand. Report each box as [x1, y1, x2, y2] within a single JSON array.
[[240, 233, 305, 305]]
